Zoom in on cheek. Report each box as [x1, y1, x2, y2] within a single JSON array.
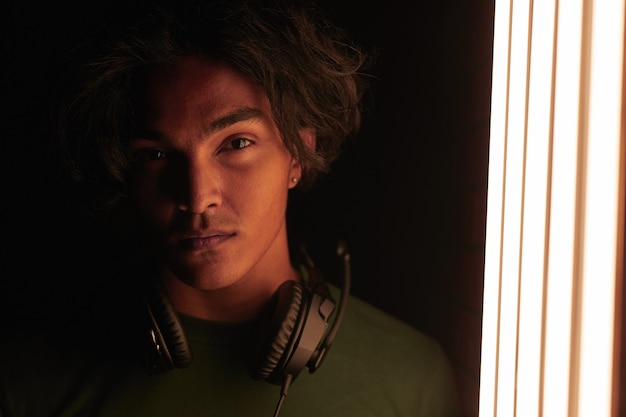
[[230, 164, 290, 215], [235, 177, 286, 205], [131, 180, 175, 226]]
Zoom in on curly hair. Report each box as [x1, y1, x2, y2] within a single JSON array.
[[57, 0, 369, 218]]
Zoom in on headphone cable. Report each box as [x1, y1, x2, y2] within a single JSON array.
[[273, 374, 293, 417], [272, 240, 351, 416]]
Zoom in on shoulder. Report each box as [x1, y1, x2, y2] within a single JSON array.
[[330, 285, 448, 362], [309, 285, 460, 417]]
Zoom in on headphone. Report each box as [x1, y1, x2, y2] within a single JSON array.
[[141, 241, 351, 409]]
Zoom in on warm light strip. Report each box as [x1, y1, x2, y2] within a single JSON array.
[[480, 0, 625, 417], [479, 0, 512, 413], [495, 0, 532, 414], [577, 1, 625, 416], [542, 1, 585, 416], [516, 1, 557, 417]]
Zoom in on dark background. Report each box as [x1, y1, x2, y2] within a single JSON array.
[[298, 3, 494, 415], [2, 2, 494, 416]]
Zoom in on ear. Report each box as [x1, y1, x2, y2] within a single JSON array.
[[288, 128, 316, 189]]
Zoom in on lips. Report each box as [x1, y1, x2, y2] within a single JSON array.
[[178, 231, 235, 251]]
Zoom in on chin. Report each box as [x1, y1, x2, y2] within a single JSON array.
[[168, 261, 242, 291]]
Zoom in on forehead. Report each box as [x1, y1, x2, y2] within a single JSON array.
[[132, 55, 273, 126]]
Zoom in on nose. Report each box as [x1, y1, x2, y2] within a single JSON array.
[[176, 157, 222, 214]]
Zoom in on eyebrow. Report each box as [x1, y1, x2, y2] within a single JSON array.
[[205, 107, 267, 136], [132, 107, 268, 142]]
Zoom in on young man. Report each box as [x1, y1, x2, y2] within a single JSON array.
[[0, 1, 459, 416]]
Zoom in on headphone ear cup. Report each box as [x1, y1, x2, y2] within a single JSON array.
[[144, 287, 193, 373], [248, 280, 305, 383]]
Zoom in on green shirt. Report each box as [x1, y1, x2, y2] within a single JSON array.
[[0, 287, 458, 417]]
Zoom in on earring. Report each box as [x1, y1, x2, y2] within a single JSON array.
[[292, 178, 299, 184]]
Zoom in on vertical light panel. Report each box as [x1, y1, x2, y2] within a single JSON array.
[[516, 1, 557, 416], [479, 0, 512, 412], [480, 0, 625, 417], [577, 0, 625, 415], [542, 1, 585, 416], [495, 0, 531, 414]]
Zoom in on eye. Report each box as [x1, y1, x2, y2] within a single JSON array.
[[224, 137, 253, 151], [133, 148, 167, 162]]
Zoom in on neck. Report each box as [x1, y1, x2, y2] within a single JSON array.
[[160, 256, 300, 323]]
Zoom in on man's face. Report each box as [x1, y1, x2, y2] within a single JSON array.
[[129, 55, 302, 290]]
